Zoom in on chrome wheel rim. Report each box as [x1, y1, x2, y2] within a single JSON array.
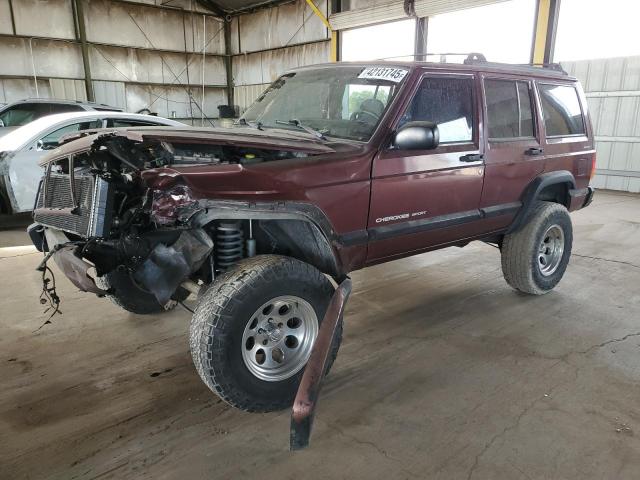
[[538, 224, 564, 276], [241, 296, 318, 382]]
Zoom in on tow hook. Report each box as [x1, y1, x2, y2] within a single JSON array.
[[290, 277, 352, 450]]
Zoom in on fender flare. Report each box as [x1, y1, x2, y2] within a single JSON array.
[[507, 170, 576, 234], [192, 199, 348, 277]]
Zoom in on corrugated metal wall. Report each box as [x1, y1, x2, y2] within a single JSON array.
[[0, 0, 226, 123], [231, 0, 331, 113], [563, 56, 640, 193]]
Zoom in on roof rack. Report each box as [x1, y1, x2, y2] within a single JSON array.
[[375, 52, 568, 75]]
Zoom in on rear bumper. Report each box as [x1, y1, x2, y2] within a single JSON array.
[[569, 186, 595, 211], [583, 186, 595, 208]]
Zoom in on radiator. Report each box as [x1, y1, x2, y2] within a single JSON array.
[[33, 172, 113, 238]]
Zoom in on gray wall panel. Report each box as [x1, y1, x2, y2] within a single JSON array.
[[237, 0, 328, 53], [12, 0, 75, 39], [233, 41, 330, 86], [88, 45, 226, 86], [0, 0, 13, 35], [0, 37, 83, 78], [84, 0, 225, 54], [563, 56, 640, 193]]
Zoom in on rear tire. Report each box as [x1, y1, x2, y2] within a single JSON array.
[[189, 255, 342, 412], [501, 201, 573, 295], [95, 269, 186, 314]]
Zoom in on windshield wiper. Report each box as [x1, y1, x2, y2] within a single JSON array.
[[275, 119, 327, 141], [235, 118, 263, 130]]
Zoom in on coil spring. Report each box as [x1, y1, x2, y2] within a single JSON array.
[[215, 221, 244, 272]]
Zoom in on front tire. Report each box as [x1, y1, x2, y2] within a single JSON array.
[[189, 255, 342, 412], [95, 269, 185, 314], [501, 202, 573, 295]]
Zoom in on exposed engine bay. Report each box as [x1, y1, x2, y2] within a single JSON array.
[[32, 130, 336, 310]]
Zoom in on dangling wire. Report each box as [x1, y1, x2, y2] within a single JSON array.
[[35, 263, 62, 332]]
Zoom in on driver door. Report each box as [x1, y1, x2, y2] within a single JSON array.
[[366, 73, 485, 262]]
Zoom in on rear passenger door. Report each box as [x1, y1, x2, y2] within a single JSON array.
[[480, 76, 544, 229]]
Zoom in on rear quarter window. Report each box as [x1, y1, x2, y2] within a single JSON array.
[[538, 83, 585, 136]]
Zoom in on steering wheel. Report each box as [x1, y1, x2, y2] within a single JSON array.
[[350, 109, 380, 124]]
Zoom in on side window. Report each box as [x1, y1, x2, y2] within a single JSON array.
[[50, 104, 85, 114], [538, 83, 585, 136], [0, 103, 49, 127], [107, 119, 161, 128], [399, 76, 474, 144], [39, 120, 103, 148], [485, 79, 535, 139]]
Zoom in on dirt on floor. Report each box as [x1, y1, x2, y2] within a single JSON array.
[[1, 190, 640, 480]]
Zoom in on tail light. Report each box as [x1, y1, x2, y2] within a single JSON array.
[[589, 154, 597, 180]]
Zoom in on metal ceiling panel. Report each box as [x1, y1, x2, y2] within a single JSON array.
[[330, 0, 509, 31]]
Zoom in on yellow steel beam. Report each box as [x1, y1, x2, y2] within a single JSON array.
[[531, 0, 560, 64], [305, 0, 338, 62], [532, 0, 551, 64]]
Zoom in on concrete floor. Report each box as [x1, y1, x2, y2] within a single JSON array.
[[1, 190, 640, 480]]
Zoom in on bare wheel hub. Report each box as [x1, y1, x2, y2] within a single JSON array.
[[537, 224, 564, 276], [241, 296, 318, 382]]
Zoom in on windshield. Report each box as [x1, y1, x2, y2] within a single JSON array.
[[241, 66, 409, 142]]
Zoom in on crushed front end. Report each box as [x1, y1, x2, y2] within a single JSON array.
[[30, 128, 330, 311]]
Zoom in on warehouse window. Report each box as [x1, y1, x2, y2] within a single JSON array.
[[399, 77, 474, 144], [341, 19, 416, 61], [538, 84, 585, 137], [485, 79, 534, 139], [427, 0, 535, 64], [555, 0, 640, 61]]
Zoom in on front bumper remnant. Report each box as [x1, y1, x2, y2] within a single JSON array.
[[290, 278, 352, 450]]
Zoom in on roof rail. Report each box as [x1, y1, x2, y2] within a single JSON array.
[[373, 52, 568, 75]]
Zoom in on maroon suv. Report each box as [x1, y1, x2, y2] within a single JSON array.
[[30, 58, 595, 414]]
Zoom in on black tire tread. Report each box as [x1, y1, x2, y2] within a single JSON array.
[[189, 255, 342, 412], [501, 201, 571, 295]]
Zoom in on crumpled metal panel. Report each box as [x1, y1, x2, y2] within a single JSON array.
[[236, 0, 328, 53], [133, 229, 213, 305], [52, 246, 107, 295], [562, 56, 640, 193], [232, 42, 330, 86]]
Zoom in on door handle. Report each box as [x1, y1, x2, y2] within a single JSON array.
[[526, 147, 544, 156], [459, 153, 484, 162]]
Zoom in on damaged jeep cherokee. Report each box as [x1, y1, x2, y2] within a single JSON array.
[[30, 59, 595, 413]]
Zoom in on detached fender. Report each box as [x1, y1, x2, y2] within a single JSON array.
[[507, 171, 576, 234], [193, 199, 348, 278]]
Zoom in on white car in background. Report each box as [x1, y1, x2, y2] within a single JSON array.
[[0, 111, 185, 213]]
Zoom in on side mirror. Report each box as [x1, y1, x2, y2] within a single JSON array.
[[36, 140, 45, 151], [392, 121, 439, 150], [0, 119, 4, 128]]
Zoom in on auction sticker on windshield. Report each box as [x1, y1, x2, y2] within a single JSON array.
[[358, 67, 408, 83]]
